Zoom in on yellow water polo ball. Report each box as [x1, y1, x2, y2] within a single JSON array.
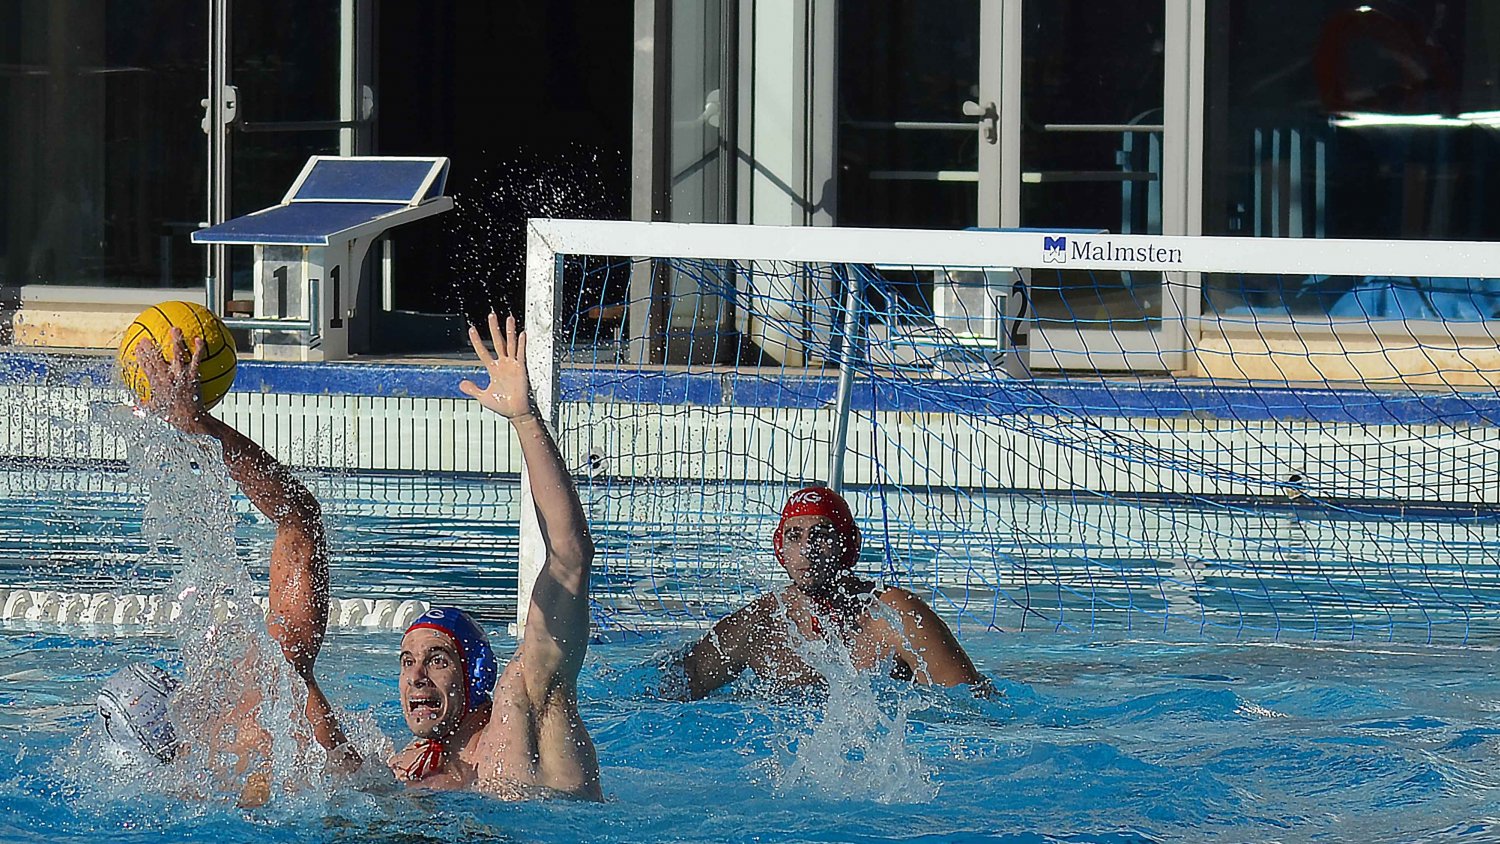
[[118, 300, 238, 410]]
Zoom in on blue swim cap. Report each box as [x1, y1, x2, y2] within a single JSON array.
[[405, 607, 497, 712]]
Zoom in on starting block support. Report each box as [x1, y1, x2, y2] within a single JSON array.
[[192, 156, 453, 361]]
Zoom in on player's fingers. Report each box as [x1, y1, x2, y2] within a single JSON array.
[[487, 311, 506, 358], [467, 324, 493, 364]]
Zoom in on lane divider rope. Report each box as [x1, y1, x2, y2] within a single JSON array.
[[0, 586, 429, 630]]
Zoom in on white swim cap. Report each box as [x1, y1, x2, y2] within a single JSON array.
[[95, 663, 181, 765]]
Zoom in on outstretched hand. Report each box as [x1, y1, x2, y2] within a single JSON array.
[[459, 313, 536, 419], [135, 327, 207, 431]]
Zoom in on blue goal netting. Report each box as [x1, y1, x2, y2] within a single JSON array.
[[525, 224, 1500, 644]]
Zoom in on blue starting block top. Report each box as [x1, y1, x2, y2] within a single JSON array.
[[192, 156, 452, 247]]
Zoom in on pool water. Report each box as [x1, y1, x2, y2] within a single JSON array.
[[0, 467, 525, 622], [3, 627, 1500, 842], [3, 451, 1500, 842]]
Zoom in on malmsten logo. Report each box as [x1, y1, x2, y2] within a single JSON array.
[[1042, 236, 1182, 265]]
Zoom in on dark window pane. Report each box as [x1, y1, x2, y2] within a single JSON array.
[[231, 1, 341, 125], [836, 1, 980, 230], [1203, 1, 1500, 316], [1, 0, 205, 288]]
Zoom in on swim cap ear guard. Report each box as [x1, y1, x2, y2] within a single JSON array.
[[96, 663, 181, 765], [772, 485, 862, 570], [405, 607, 497, 713]]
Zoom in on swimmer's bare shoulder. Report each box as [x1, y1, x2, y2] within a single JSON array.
[[873, 586, 992, 690], [706, 592, 785, 647], [874, 585, 924, 616], [727, 592, 795, 655], [750, 590, 791, 621], [669, 593, 791, 700]]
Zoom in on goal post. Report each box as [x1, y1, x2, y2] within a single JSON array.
[[517, 219, 1500, 644]]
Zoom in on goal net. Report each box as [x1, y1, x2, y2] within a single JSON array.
[[519, 220, 1500, 644]]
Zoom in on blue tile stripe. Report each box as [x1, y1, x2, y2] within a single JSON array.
[[233, 360, 479, 398], [557, 369, 1500, 425], [3, 351, 1497, 425], [0, 352, 479, 399]]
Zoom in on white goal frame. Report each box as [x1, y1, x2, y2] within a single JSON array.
[[514, 218, 1500, 632]]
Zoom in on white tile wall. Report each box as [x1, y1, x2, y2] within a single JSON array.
[[2, 384, 1494, 504]]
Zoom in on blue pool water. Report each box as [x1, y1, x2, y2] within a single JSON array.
[[0, 468, 524, 621], [3, 629, 1500, 842], [3, 466, 1500, 841]]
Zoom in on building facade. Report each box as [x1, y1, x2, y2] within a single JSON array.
[[634, 0, 1500, 373], [3, 1, 1497, 369]]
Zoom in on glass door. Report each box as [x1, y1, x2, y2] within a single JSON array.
[[832, 1, 1005, 367], [204, 0, 371, 311], [835, 1, 1000, 229], [1004, 0, 1194, 371], [835, 1, 1198, 372]]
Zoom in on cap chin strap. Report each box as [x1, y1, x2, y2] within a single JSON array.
[[403, 738, 446, 781]]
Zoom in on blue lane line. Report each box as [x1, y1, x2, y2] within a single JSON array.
[[0, 352, 479, 399], [234, 360, 480, 398], [4, 351, 1498, 425], [560, 369, 1500, 425]]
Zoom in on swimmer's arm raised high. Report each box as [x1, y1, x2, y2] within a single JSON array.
[[459, 314, 594, 691], [136, 331, 357, 766], [876, 588, 988, 690]]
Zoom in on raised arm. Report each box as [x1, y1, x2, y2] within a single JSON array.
[[136, 330, 354, 761], [459, 314, 594, 697]]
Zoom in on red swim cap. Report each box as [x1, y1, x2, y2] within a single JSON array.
[[772, 486, 862, 570]]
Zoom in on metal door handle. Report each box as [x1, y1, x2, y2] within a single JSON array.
[[1021, 170, 1159, 183], [199, 84, 238, 134], [962, 100, 998, 144]]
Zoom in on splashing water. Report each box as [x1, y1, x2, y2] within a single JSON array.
[[61, 403, 390, 813], [767, 598, 937, 804], [443, 144, 628, 321]]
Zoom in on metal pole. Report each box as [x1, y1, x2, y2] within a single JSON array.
[[514, 224, 564, 637], [205, 0, 230, 314], [827, 266, 863, 493]]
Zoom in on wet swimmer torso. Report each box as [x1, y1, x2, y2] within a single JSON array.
[[389, 314, 603, 801], [720, 579, 932, 690], [670, 486, 991, 699]]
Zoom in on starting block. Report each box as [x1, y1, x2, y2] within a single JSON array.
[[192, 156, 453, 360]]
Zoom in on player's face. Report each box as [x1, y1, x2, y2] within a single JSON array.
[[779, 514, 847, 591], [399, 627, 468, 739]]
